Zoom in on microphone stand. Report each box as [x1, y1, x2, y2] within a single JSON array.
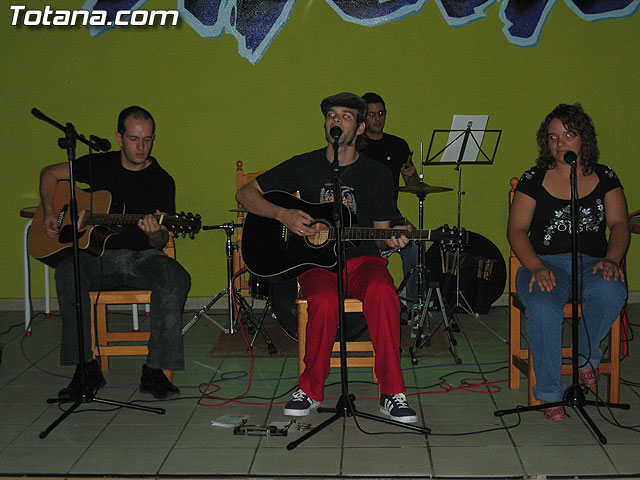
[[287, 134, 430, 450], [494, 155, 629, 444], [33, 109, 164, 440]]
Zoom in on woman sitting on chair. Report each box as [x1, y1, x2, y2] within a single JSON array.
[[508, 103, 629, 420]]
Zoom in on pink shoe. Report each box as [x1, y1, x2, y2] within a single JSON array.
[[543, 406, 566, 421], [579, 368, 600, 387]]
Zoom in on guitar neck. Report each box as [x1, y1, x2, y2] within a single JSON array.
[[341, 227, 438, 241], [87, 213, 161, 226]]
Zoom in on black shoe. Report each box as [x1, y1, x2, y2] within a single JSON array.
[[379, 393, 418, 424], [58, 360, 106, 399], [139, 364, 180, 399], [283, 388, 320, 417]]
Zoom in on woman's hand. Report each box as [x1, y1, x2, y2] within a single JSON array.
[[593, 258, 625, 282], [529, 265, 556, 292]]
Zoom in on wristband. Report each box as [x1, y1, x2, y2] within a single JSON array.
[[605, 256, 620, 267]]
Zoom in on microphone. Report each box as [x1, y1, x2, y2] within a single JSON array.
[[89, 135, 111, 152], [564, 151, 577, 166], [329, 126, 342, 141]]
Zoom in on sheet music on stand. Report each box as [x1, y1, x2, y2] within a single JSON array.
[[424, 114, 501, 166]]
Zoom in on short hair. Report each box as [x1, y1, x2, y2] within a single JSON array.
[[362, 92, 386, 110], [535, 103, 598, 174], [117, 106, 156, 135]]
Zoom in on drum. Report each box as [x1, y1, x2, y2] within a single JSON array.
[[249, 274, 270, 300], [269, 278, 368, 341], [425, 231, 506, 314]]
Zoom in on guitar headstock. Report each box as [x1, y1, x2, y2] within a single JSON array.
[[162, 212, 202, 239], [435, 225, 470, 249]]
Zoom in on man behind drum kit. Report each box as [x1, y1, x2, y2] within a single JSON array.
[[235, 92, 419, 423], [360, 92, 420, 312]]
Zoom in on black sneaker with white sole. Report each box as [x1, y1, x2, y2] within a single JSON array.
[[283, 388, 320, 417], [379, 393, 418, 423]]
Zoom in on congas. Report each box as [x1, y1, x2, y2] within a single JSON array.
[[425, 231, 506, 314], [269, 278, 369, 341], [249, 274, 270, 300]]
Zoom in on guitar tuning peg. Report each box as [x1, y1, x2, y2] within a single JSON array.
[[187, 212, 193, 217]]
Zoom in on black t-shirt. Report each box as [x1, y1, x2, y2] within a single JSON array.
[[361, 133, 412, 200], [73, 150, 176, 250], [515, 164, 623, 258], [256, 148, 398, 258]]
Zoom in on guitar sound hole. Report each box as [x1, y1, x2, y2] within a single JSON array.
[[306, 221, 330, 248], [58, 225, 87, 244]]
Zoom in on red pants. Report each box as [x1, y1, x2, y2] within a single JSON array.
[[297, 256, 405, 401]]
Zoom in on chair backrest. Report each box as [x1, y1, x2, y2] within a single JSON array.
[[234, 161, 265, 297], [508, 177, 519, 295]]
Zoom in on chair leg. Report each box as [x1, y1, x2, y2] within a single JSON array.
[[527, 350, 540, 406], [297, 302, 308, 378], [608, 315, 621, 403], [509, 305, 522, 391]]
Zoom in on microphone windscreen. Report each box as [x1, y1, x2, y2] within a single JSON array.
[[564, 151, 577, 164]]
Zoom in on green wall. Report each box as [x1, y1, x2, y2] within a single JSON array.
[[3, 1, 639, 300]]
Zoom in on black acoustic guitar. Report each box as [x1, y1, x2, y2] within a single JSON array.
[[241, 190, 468, 278]]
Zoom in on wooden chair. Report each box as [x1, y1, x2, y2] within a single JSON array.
[[508, 177, 621, 405], [89, 232, 176, 381], [296, 297, 377, 382], [234, 161, 265, 297]]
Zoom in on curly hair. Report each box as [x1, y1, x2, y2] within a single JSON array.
[[535, 103, 599, 175]]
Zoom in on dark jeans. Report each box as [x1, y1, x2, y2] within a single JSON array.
[[55, 249, 191, 371]]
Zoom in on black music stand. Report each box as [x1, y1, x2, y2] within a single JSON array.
[[32, 109, 164, 440], [424, 123, 505, 342]]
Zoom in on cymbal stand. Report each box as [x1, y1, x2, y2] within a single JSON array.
[[181, 222, 244, 335], [396, 156, 459, 364]]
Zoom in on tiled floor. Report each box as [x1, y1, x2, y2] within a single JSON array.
[[1, 303, 640, 479]]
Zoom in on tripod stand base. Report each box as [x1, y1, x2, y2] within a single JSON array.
[[494, 385, 630, 445], [286, 394, 430, 450], [410, 285, 461, 365], [41, 391, 165, 439]]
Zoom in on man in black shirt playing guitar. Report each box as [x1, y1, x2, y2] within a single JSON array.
[[236, 93, 419, 423], [37, 106, 191, 400]]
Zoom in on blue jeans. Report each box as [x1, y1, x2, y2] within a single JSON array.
[[516, 253, 627, 402], [55, 249, 191, 371]]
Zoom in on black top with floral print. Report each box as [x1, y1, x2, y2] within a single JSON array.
[[515, 164, 622, 258]]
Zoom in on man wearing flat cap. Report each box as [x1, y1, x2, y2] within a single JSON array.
[[236, 92, 418, 423]]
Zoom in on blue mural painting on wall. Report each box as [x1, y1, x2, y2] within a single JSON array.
[[83, 0, 639, 63]]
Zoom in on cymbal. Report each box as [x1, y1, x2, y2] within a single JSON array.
[[398, 184, 453, 194], [229, 208, 247, 213]]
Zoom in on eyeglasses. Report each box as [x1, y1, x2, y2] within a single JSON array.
[[548, 131, 578, 142], [366, 110, 386, 118]]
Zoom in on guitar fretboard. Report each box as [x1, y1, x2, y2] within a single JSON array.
[[87, 213, 162, 226], [341, 228, 436, 241]]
